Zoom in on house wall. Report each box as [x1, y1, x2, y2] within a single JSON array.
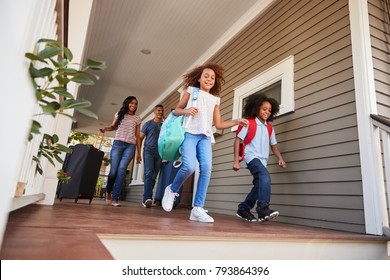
[[368, 0, 390, 118], [205, 0, 366, 233], [161, 90, 182, 119]]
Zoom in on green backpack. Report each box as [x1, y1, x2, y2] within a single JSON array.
[[158, 112, 186, 161], [158, 88, 200, 161]]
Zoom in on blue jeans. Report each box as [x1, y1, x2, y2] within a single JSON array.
[[238, 158, 271, 212], [106, 140, 136, 201], [155, 161, 183, 204], [142, 149, 162, 201], [170, 133, 212, 208]]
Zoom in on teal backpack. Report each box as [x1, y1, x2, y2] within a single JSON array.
[[158, 88, 200, 161], [158, 112, 186, 161]]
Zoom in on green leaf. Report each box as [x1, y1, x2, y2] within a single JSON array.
[[34, 158, 43, 175], [38, 38, 61, 47], [29, 65, 44, 78], [25, 53, 47, 64], [38, 46, 62, 59], [57, 68, 78, 75], [41, 90, 56, 100], [56, 144, 72, 153], [55, 75, 70, 85], [49, 58, 60, 68], [71, 73, 95, 85], [54, 154, 64, 163], [75, 107, 98, 119], [85, 59, 106, 70], [52, 88, 73, 99], [57, 58, 68, 67], [35, 89, 44, 101], [63, 47, 73, 61], [59, 112, 77, 121], [42, 133, 52, 142], [37, 67, 53, 78], [52, 134, 59, 143], [42, 153, 55, 166], [41, 102, 61, 115], [28, 120, 42, 141], [61, 99, 92, 109]]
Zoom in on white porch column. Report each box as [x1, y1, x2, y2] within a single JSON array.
[[349, 0, 388, 235]]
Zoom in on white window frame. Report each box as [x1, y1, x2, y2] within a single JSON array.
[[231, 55, 295, 131]]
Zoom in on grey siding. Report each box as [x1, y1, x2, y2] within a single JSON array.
[[369, 0, 390, 119], [206, 0, 365, 233], [161, 90, 181, 119]]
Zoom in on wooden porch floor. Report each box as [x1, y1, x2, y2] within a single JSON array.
[[1, 198, 389, 260]]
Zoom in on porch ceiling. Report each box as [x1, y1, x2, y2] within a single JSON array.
[[72, 0, 270, 136]]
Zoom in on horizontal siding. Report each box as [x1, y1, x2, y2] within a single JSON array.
[[368, 0, 390, 119], [206, 0, 365, 233], [161, 90, 181, 119]]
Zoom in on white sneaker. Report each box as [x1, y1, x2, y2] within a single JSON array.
[[162, 185, 179, 212], [190, 207, 214, 223]]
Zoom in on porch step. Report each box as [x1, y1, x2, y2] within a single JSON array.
[[98, 234, 390, 260]]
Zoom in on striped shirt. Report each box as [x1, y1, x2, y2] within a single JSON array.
[[114, 112, 141, 144]]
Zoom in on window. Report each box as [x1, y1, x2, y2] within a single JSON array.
[[232, 56, 294, 130]]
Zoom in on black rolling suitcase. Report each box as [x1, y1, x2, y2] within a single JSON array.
[[59, 135, 104, 204]]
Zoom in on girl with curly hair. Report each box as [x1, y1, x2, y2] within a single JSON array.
[[101, 96, 141, 207], [162, 63, 249, 222], [233, 93, 287, 222]]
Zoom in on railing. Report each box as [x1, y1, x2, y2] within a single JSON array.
[[371, 114, 390, 236]]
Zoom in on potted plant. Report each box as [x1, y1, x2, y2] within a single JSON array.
[[25, 38, 106, 175]]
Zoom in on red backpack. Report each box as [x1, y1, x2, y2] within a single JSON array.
[[236, 118, 273, 162]]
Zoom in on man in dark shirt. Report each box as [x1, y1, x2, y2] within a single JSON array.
[[140, 104, 164, 208]]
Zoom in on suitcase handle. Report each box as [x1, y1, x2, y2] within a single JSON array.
[[95, 131, 105, 150]]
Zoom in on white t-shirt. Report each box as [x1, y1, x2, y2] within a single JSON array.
[[183, 86, 220, 143]]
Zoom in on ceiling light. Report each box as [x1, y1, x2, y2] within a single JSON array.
[[141, 49, 151, 55]]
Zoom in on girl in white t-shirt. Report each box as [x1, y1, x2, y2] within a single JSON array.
[[162, 63, 248, 222]]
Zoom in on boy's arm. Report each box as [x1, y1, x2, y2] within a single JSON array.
[[271, 144, 287, 168], [233, 137, 241, 171]]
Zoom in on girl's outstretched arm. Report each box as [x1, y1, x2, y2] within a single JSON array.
[[213, 105, 248, 129], [233, 137, 241, 171]]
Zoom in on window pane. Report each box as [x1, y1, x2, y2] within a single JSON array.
[[242, 80, 281, 113]]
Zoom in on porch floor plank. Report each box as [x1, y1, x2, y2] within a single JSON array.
[[1, 199, 388, 260]]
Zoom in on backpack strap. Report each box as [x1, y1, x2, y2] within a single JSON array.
[[236, 118, 256, 162], [236, 119, 273, 163], [192, 87, 200, 101], [183, 87, 200, 128], [266, 122, 273, 138]]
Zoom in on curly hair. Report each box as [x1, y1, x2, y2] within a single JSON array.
[[182, 63, 225, 96], [242, 93, 280, 122], [116, 96, 137, 127]]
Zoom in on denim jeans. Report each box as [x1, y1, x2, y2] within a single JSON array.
[[170, 132, 212, 208], [238, 158, 271, 212], [106, 140, 136, 201], [155, 161, 183, 204], [142, 149, 162, 201]]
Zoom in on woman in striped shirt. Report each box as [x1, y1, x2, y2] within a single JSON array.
[[101, 96, 141, 206]]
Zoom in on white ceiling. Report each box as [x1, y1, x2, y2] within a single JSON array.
[[74, 0, 272, 136]]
